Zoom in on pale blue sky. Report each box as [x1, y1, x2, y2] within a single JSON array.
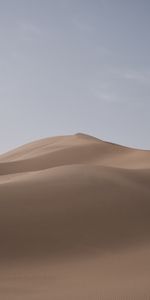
[[0, 0, 150, 153]]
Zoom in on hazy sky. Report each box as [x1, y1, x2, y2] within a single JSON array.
[[0, 0, 150, 153]]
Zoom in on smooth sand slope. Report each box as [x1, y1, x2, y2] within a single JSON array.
[[0, 133, 150, 299]]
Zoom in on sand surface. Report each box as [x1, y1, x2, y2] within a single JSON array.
[[0, 133, 150, 299]]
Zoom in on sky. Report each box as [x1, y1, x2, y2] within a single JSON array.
[[0, 0, 150, 153]]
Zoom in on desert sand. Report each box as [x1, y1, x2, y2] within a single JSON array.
[[0, 133, 150, 299]]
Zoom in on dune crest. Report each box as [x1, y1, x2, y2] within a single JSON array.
[[0, 133, 150, 299]]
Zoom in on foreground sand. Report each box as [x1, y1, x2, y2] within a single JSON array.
[[0, 133, 150, 299]]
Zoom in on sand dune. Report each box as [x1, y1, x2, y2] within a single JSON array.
[[0, 133, 150, 299]]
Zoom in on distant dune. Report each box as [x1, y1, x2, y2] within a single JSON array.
[[0, 133, 150, 299]]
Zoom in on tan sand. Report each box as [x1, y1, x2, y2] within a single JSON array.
[[0, 133, 150, 299]]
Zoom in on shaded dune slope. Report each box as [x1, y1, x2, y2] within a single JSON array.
[[0, 133, 150, 262]]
